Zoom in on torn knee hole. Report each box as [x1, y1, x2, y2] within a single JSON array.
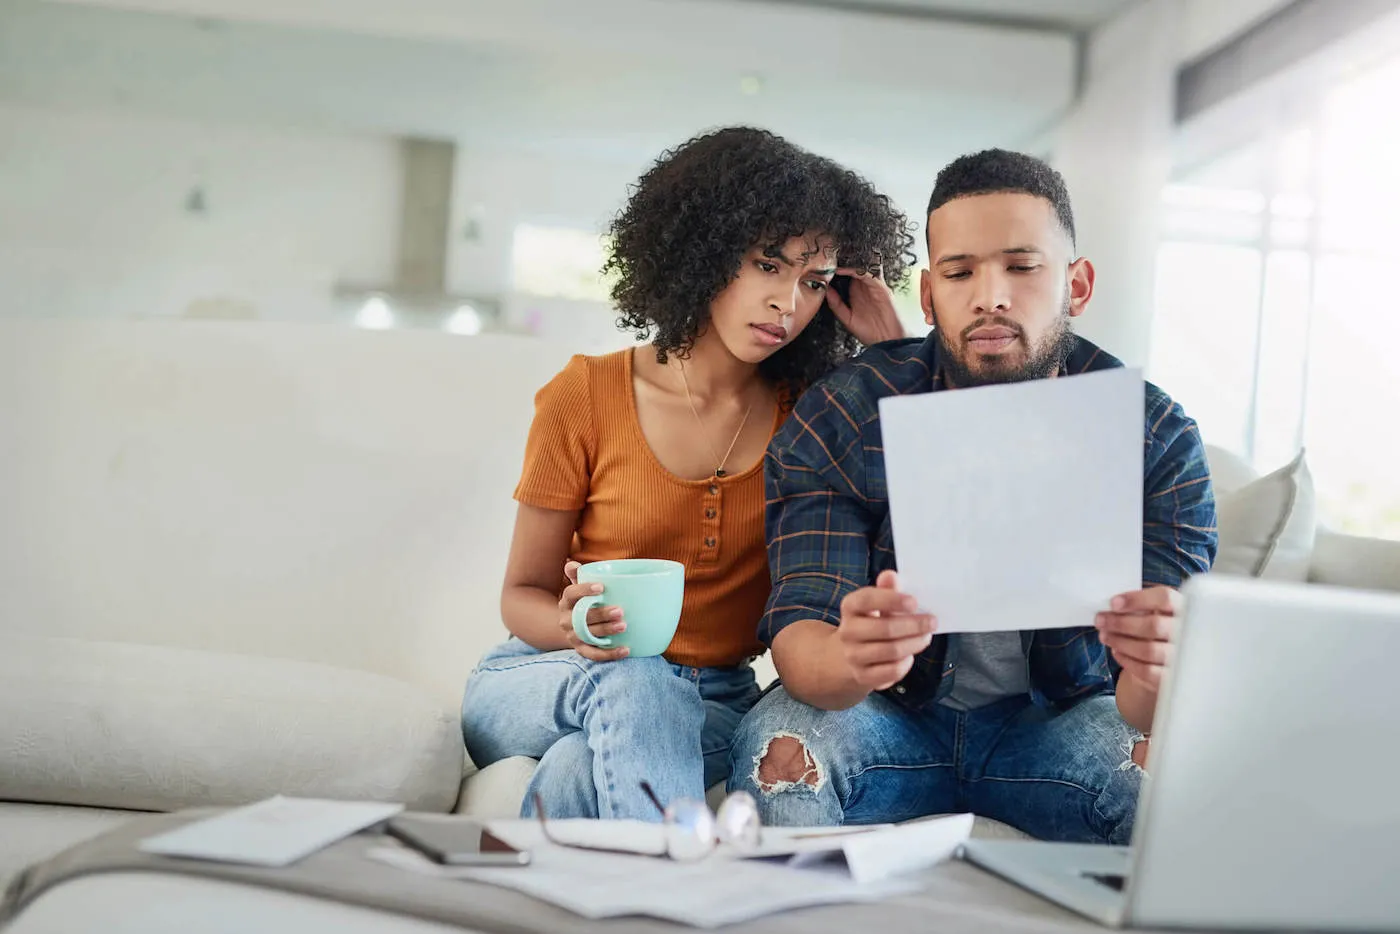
[[754, 733, 824, 792], [1117, 735, 1150, 774], [1131, 738, 1150, 770]]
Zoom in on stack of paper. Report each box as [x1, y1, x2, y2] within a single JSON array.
[[366, 814, 973, 927]]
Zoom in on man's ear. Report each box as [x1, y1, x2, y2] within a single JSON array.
[[1067, 257, 1094, 318], [920, 268, 934, 326]]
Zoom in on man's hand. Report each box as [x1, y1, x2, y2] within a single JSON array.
[[1096, 586, 1181, 692], [827, 265, 906, 346], [837, 570, 937, 691]]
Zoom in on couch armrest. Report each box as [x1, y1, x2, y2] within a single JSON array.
[[1309, 530, 1400, 592]]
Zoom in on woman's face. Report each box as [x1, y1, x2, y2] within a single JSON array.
[[704, 233, 838, 365]]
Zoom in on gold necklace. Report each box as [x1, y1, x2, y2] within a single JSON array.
[[677, 362, 754, 479]]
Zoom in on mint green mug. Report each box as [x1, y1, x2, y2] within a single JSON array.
[[571, 559, 685, 658]]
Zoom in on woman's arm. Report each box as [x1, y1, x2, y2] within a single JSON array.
[[499, 503, 628, 661]]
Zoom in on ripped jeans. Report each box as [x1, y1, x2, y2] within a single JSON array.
[[726, 687, 1143, 844]]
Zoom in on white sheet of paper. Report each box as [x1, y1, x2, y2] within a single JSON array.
[[139, 795, 403, 867], [483, 814, 969, 886], [484, 818, 885, 861], [365, 841, 920, 928], [836, 813, 972, 884], [879, 367, 1143, 634]]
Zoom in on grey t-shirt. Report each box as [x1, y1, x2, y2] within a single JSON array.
[[939, 632, 1030, 711]]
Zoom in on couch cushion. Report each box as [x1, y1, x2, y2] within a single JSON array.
[[0, 802, 134, 892], [1310, 530, 1400, 592], [0, 320, 579, 712], [0, 636, 464, 813], [453, 757, 537, 819], [1214, 449, 1316, 581], [1203, 444, 1259, 496]]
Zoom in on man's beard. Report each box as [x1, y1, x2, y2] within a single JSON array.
[[934, 295, 1075, 388]]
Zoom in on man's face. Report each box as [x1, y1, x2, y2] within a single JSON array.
[[920, 192, 1093, 387]]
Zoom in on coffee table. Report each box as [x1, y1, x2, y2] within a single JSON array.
[[5, 855, 1198, 934]]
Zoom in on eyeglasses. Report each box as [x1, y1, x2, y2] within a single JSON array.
[[532, 782, 762, 862]]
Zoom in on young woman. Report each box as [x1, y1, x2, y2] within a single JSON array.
[[461, 126, 915, 821]]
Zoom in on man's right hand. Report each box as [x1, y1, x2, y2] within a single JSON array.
[[558, 561, 630, 662], [837, 570, 937, 690]]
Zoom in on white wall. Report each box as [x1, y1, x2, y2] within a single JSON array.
[[1052, 0, 1181, 368], [1179, 0, 1291, 62], [0, 103, 401, 322], [447, 145, 640, 300], [446, 141, 933, 346], [0, 101, 935, 336]]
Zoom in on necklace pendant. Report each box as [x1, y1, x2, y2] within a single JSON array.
[[714, 468, 726, 478]]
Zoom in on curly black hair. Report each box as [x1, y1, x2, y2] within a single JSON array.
[[927, 148, 1076, 247], [605, 126, 916, 397]]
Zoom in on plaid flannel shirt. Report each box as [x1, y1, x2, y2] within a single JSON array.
[[761, 332, 1218, 712]]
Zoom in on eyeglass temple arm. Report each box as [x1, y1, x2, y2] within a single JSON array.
[[638, 781, 667, 818], [532, 792, 565, 846]]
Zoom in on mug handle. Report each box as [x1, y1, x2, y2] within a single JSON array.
[[571, 593, 614, 648]]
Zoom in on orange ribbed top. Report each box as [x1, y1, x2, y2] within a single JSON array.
[[513, 349, 778, 668]]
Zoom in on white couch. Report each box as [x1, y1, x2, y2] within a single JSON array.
[[2, 319, 1397, 895]]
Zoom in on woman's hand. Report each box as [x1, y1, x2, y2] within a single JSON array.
[[827, 263, 907, 347], [558, 561, 630, 662]]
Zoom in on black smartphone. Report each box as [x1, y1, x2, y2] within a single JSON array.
[[384, 815, 531, 866]]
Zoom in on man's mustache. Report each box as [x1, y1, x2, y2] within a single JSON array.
[[961, 316, 1024, 340]]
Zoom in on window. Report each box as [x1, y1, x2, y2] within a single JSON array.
[[1149, 243, 1262, 454], [1305, 254, 1400, 537], [510, 224, 615, 303], [1149, 55, 1400, 539]]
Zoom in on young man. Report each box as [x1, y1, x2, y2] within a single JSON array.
[[727, 150, 1216, 844]]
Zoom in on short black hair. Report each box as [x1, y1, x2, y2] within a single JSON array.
[[606, 126, 916, 398], [926, 149, 1075, 247]]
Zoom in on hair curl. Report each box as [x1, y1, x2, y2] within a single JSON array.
[[604, 127, 916, 397]]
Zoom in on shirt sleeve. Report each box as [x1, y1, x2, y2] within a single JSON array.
[[513, 355, 594, 512], [759, 385, 877, 646], [1141, 392, 1218, 588]]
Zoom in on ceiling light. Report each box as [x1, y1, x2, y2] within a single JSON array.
[[445, 304, 483, 336], [355, 295, 394, 330]]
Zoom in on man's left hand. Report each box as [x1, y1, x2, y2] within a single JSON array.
[[1096, 586, 1181, 692]]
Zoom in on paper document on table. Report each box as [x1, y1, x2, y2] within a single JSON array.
[[366, 836, 920, 928], [139, 795, 403, 867], [878, 367, 1142, 634], [482, 818, 872, 861], [481, 814, 970, 884]]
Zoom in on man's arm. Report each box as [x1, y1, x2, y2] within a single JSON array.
[[761, 389, 934, 710], [770, 621, 869, 710], [1098, 395, 1217, 733], [772, 574, 935, 711]]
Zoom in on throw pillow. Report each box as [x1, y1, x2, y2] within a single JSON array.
[[1214, 449, 1316, 580]]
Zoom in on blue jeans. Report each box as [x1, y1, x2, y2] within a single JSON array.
[[461, 638, 760, 822], [726, 687, 1143, 844]]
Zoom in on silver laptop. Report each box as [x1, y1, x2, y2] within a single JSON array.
[[963, 574, 1400, 931]]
